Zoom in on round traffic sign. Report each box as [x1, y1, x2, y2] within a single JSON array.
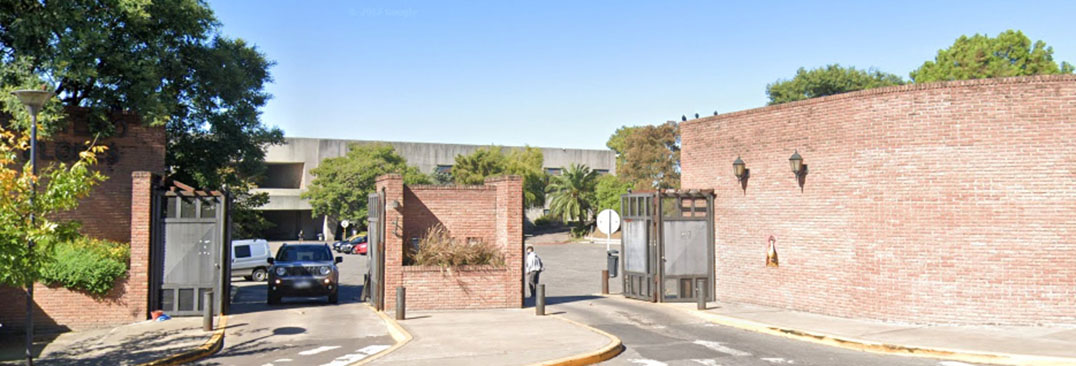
[[596, 209, 621, 235]]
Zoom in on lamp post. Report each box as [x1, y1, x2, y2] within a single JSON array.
[[11, 89, 53, 366]]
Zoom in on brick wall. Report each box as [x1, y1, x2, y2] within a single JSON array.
[[0, 172, 158, 332], [376, 174, 524, 311], [680, 75, 1076, 326]]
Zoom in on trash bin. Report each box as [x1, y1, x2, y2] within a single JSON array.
[[607, 250, 619, 278]]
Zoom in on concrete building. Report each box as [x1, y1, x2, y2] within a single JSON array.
[[254, 137, 616, 240]]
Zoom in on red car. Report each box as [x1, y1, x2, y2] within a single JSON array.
[[352, 236, 368, 255]]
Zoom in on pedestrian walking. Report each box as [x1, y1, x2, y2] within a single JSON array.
[[525, 246, 544, 300]]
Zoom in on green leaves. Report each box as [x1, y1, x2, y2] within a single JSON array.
[[452, 146, 549, 208], [910, 30, 1074, 82], [547, 164, 599, 228], [40, 237, 130, 296], [302, 144, 429, 227], [609, 122, 680, 191], [766, 64, 905, 105]]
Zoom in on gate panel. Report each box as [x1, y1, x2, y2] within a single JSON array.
[[367, 193, 383, 310], [621, 194, 656, 301], [621, 191, 714, 303], [157, 195, 227, 317]]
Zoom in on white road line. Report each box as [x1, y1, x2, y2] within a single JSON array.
[[691, 359, 722, 366], [318, 345, 392, 366], [273, 359, 293, 362], [628, 359, 668, 366], [761, 357, 795, 364], [693, 340, 753, 357], [298, 345, 341, 355], [938, 362, 976, 366]]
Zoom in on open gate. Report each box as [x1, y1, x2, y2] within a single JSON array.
[[366, 192, 385, 310], [150, 186, 231, 317], [621, 190, 714, 303]]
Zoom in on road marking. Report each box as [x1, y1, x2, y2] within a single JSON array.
[[318, 345, 392, 366], [628, 359, 668, 366], [693, 340, 752, 357], [298, 345, 341, 355], [938, 362, 976, 366], [691, 360, 722, 366], [274, 359, 293, 362], [761, 357, 794, 364]]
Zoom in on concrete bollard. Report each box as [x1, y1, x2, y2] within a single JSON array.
[[536, 284, 545, 316], [203, 291, 214, 331], [396, 287, 406, 320], [696, 282, 706, 310], [601, 270, 609, 295]]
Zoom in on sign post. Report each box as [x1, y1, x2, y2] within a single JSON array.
[[596, 209, 621, 251]]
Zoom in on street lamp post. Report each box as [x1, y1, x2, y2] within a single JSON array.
[[11, 89, 53, 366]]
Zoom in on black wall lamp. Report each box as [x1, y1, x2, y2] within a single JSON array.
[[789, 150, 808, 191], [733, 156, 749, 194]]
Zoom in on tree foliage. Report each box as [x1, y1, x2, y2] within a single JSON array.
[[910, 30, 1074, 83], [303, 144, 428, 228], [0, 124, 106, 288], [612, 121, 681, 191], [452, 146, 548, 208], [547, 164, 598, 229], [40, 237, 129, 295], [766, 64, 905, 105], [594, 174, 632, 213], [0, 0, 284, 237]]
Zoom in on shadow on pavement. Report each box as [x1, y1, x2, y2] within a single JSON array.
[[227, 283, 366, 316], [525, 295, 602, 307]]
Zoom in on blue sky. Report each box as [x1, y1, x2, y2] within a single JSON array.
[[207, 0, 1076, 150]]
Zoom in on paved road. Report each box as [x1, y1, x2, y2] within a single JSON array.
[[533, 243, 983, 366], [198, 242, 393, 366]]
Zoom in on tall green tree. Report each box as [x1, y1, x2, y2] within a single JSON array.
[[594, 174, 632, 213], [0, 0, 284, 237], [452, 146, 548, 208], [303, 144, 428, 228], [547, 164, 599, 232], [910, 30, 1074, 82], [612, 121, 681, 191], [766, 64, 905, 105]]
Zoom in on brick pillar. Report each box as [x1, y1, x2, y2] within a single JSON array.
[[487, 175, 524, 308], [128, 171, 155, 320], [376, 174, 405, 311]]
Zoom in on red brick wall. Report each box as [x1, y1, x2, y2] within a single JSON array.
[[0, 172, 157, 332], [377, 174, 524, 311], [680, 75, 1076, 326]]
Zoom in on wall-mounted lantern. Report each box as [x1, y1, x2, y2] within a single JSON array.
[[732, 156, 749, 194], [789, 150, 808, 191]]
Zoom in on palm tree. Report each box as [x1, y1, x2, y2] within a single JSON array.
[[547, 164, 599, 234]]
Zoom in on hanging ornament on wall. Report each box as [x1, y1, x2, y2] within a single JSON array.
[[766, 235, 779, 267]]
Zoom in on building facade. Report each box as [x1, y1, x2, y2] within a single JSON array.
[[680, 75, 1075, 326], [255, 137, 616, 240]]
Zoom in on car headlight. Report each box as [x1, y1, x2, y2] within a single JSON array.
[[275, 267, 287, 276], [319, 266, 331, 276]]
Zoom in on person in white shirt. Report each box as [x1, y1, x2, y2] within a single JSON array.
[[525, 246, 543, 300]]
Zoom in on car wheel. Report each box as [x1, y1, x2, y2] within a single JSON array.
[[328, 291, 339, 304], [268, 290, 280, 305], [251, 268, 268, 282]]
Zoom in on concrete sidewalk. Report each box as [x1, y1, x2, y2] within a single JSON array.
[[667, 300, 1076, 365], [0, 316, 220, 366], [370, 309, 620, 366]]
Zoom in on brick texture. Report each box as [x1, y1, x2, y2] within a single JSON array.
[[680, 75, 1076, 326], [376, 174, 524, 311]]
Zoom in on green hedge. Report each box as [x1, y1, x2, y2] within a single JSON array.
[[40, 237, 130, 296]]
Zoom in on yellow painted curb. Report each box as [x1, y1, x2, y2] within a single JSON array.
[[351, 304, 413, 366], [137, 314, 228, 366], [672, 304, 1076, 366], [529, 315, 624, 366]]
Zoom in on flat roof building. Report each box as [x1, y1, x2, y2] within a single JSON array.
[[254, 137, 616, 240]]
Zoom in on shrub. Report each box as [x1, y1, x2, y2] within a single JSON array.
[[533, 214, 559, 227], [40, 237, 130, 296], [411, 225, 505, 267]]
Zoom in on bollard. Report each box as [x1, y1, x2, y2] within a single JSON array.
[[396, 287, 406, 320], [601, 270, 609, 295], [536, 284, 545, 316], [203, 291, 214, 331], [696, 282, 706, 310]]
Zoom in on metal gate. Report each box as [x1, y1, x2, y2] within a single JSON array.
[[151, 189, 230, 316], [366, 192, 385, 310], [621, 190, 714, 303]]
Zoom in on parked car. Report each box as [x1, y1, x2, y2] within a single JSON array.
[[267, 243, 342, 304], [231, 239, 272, 281], [333, 233, 366, 253], [352, 237, 368, 255]]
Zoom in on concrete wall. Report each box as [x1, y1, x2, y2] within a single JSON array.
[[680, 75, 1076, 326]]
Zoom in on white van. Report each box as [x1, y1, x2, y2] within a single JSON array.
[[231, 239, 272, 281]]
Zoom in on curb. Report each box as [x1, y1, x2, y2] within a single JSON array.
[[351, 304, 413, 365], [530, 315, 624, 366], [675, 305, 1076, 366], [137, 314, 228, 366]]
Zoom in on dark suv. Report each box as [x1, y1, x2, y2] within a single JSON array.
[[266, 244, 342, 304]]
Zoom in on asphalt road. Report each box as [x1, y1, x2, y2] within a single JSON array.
[[198, 241, 393, 366], [532, 243, 983, 366]]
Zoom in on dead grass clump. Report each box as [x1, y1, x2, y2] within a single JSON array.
[[411, 225, 505, 267]]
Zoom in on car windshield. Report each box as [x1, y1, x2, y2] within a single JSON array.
[[276, 246, 332, 262], [350, 236, 365, 244]]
